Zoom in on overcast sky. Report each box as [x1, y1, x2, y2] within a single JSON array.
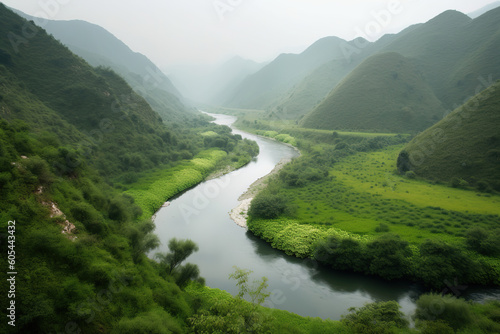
[[1, 0, 497, 69]]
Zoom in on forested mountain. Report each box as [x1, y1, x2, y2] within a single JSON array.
[[398, 80, 500, 191], [298, 7, 500, 131], [12, 8, 196, 123], [222, 36, 355, 109], [0, 5, 256, 332], [300, 52, 446, 132]]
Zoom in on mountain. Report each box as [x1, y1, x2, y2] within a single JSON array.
[[0, 5, 217, 178], [300, 52, 445, 132], [11, 8, 195, 123], [271, 34, 409, 121], [296, 7, 500, 131], [398, 80, 500, 191], [468, 1, 500, 18], [223, 36, 352, 110], [379, 9, 500, 109], [0, 4, 199, 332]]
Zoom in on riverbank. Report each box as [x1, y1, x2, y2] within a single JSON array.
[[229, 158, 292, 228]]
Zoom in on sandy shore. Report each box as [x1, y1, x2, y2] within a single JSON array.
[[229, 157, 292, 228]]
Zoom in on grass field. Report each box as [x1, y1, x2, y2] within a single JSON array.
[[279, 145, 500, 245]]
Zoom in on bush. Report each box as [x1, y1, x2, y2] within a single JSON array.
[[341, 301, 409, 333], [375, 223, 390, 233], [466, 227, 500, 256], [414, 293, 473, 331], [405, 170, 416, 179], [248, 193, 289, 219], [366, 234, 411, 280], [314, 236, 367, 272], [417, 240, 477, 288]]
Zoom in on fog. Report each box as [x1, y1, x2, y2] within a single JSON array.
[[2, 0, 496, 69], [2, 0, 498, 102]]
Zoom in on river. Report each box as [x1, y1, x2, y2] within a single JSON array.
[[153, 113, 499, 321]]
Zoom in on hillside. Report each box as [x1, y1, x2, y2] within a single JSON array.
[[276, 7, 500, 124], [381, 8, 500, 109], [300, 52, 445, 132], [12, 9, 195, 123], [223, 36, 350, 109], [271, 34, 409, 121], [0, 4, 263, 333], [398, 80, 500, 191]]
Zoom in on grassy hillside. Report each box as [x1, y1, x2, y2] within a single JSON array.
[[271, 35, 405, 121], [399, 80, 500, 191], [301, 52, 445, 132], [382, 8, 500, 109]]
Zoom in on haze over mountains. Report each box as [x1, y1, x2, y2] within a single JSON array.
[[11, 8, 196, 123], [212, 7, 499, 133]]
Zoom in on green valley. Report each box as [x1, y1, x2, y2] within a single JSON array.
[[2, 1, 500, 334]]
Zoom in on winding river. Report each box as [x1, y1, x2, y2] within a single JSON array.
[[153, 113, 499, 321]]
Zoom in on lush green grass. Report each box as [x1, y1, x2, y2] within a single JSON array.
[[333, 145, 500, 216], [125, 149, 227, 219], [276, 145, 500, 246]]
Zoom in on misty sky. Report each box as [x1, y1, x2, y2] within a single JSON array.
[[1, 0, 497, 69]]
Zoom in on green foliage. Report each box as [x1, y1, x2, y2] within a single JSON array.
[[111, 309, 183, 334], [341, 301, 409, 334], [314, 236, 367, 272], [466, 227, 500, 256], [366, 234, 412, 280], [375, 223, 390, 232], [414, 293, 473, 331], [156, 238, 199, 275], [155, 238, 203, 288], [416, 240, 478, 288], [248, 192, 290, 219], [228, 266, 270, 306]]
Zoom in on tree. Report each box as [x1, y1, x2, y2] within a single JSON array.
[[228, 266, 270, 306], [366, 234, 412, 280], [417, 240, 476, 288], [156, 238, 199, 274], [466, 227, 500, 256], [155, 238, 203, 288], [248, 193, 289, 219]]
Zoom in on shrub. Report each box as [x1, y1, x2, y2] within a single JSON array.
[[466, 227, 500, 256], [405, 170, 416, 179], [314, 236, 367, 272], [375, 223, 390, 233], [366, 234, 411, 280], [248, 193, 289, 219], [414, 293, 473, 331], [341, 301, 409, 333]]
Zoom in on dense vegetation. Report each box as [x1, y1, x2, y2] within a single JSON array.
[[399, 80, 500, 192], [2, 3, 500, 333], [237, 113, 500, 289], [301, 52, 445, 132], [0, 5, 260, 333]]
